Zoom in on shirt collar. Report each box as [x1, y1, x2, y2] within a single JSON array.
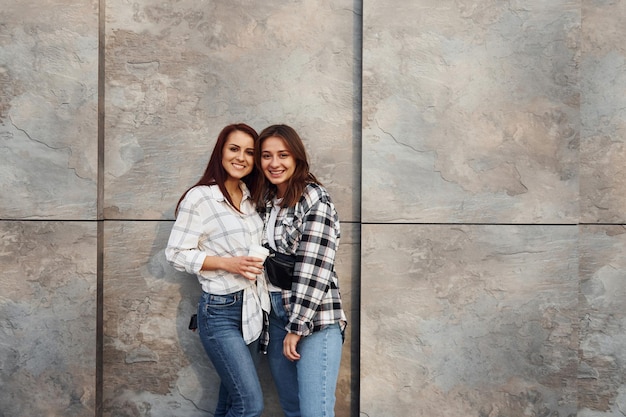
[[208, 181, 250, 202]]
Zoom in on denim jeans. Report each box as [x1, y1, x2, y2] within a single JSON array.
[[268, 291, 343, 417], [198, 290, 264, 417]]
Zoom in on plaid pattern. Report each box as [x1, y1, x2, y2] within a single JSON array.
[[165, 184, 270, 344], [263, 183, 347, 337]]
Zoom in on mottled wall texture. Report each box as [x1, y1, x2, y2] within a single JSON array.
[[1, 1, 624, 417], [361, 1, 625, 417], [0, 1, 100, 416]]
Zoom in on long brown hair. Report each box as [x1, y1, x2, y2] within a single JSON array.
[[175, 123, 259, 215], [253, 124, 320, 208]]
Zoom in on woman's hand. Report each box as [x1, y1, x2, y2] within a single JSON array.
[[229, 256, 265, 280], [202, 255, 264, 280], [283, 333, 302, 361]]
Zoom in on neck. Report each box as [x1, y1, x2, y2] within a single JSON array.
[[276, 184, 287, 199], [225, 179, 241, 197]]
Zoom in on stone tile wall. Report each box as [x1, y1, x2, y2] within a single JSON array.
[[361, 225, 579, 415], [0, 221, 97, 416], [360, 1, 625, 416], [102, 0, 358, 415], [1, 1, 625, 417], [0, 0, 99, 416]]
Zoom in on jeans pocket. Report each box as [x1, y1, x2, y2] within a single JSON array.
[[206, 293, 238, 307], [199, 291, 243, 335], [202, 290, 242, 307]]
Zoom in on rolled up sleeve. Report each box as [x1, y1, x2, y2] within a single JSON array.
[[165, 198, 206, 275]]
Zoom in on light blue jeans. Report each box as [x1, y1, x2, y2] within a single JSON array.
[[198, 290, 264, 417], [268, 291, 343, 417]]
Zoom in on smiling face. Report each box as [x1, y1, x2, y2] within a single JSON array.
[[260, 135, 296, 198], [221, 130, 255, 181]]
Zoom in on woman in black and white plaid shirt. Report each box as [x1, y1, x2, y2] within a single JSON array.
[[253, 124, 347, 417]]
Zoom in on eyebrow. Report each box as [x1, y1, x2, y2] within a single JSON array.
[[227, 142, 253, 150]]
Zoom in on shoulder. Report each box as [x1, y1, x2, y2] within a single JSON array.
[[298, 183, 333, 212], [183, 185, 225, 205]]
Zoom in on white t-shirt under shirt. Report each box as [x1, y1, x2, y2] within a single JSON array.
[[265, 197, 283, 292]]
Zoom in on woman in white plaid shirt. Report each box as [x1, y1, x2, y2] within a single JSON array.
[[165, 123, 270, 417], [253, 124, 347, 417]]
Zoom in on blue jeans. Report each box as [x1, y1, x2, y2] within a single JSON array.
[[268, 292, 343, 417], [198, 290, 264, 417]]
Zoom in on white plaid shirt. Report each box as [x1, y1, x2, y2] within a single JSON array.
[[165, 183, 269, 344], [263, 183, 347, 337]]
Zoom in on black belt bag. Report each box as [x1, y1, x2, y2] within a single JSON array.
[[263, 244, 296, 290]]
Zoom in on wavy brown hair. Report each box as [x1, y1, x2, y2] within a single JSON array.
[[253, 124, 320, 208], [175, 123, 259, 215]]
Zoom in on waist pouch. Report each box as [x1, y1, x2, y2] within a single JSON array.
[[263, 244, 296, 290]]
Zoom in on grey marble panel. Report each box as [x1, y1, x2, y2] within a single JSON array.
[[580, 1, 626, 224], [334, 222, 360, 417], [0, 1, 99, 219], [579, 225, 626, 415], [104, 0, 359, 222], [103, 220, 358, 416], [0, 221, 97, 416], [361, 224, 578, 417], [362, 1, 579, 223]]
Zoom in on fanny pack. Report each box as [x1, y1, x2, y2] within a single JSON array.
[[263, 243, 296, 290]]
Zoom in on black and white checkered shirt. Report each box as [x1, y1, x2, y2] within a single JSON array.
[[264, 183, 348, 337]]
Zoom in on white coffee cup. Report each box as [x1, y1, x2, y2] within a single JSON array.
[[246, 245, 269, 279], [248, 244, 269, 262]]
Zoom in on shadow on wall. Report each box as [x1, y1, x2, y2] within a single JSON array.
[[101, 216, 350, 416]]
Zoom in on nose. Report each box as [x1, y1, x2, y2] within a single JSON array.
[[268, 156, 279, 167]]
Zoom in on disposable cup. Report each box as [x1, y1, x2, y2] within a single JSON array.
[[248, 244, 269, 262], [246, 245, 269, 279]]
